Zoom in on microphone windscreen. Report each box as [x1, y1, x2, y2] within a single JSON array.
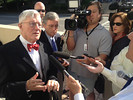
[[52, 51, 70, 59], [117, 71, 125, 78], [109, 2, 119, 10], [49, 55, 65, 72], [127, 11, 133, 20]]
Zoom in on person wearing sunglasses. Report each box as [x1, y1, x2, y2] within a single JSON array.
[[34, 2, 46, 19], [96, 12, 133, 99], [106, 12, 132, 69]]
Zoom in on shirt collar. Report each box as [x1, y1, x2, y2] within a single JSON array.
[[19, 35, 37, 51]]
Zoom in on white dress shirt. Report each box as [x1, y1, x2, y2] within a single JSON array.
[[19, 35, 42, 78], [110, 46, 133, 94], [109, 81, 133, 100], [74, 93, 85, 100]]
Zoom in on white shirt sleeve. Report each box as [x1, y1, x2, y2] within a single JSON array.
[[74, 93, 85, 100], [101, 67, 127, 89]]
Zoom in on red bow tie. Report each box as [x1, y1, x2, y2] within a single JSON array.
[[27, 44, 39, 52]]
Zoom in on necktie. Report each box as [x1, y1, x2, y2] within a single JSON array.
[[27, 44, 39, 52], [51, 38, 57, 51]]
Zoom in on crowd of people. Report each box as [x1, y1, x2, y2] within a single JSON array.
[[0, 1, 133, 100]]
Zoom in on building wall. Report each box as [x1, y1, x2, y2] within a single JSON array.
[[0, 24, 20, 44]]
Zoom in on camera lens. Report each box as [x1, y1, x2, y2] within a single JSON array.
[[65, 19, 77, 30], [68, 20, 77, 28]]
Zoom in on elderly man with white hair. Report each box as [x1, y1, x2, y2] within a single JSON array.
[[0, 9, 59, 100]]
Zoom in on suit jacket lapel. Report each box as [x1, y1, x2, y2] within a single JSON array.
[[14, 36, 38, 71], [44, 32, 53, 51], [38, 41, 49, 80]]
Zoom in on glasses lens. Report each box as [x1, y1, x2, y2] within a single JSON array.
[[37, 10, 45, 12], [29, 22, 42, 28], [116, 23, 122, 26], [112, 22, 122, 26]]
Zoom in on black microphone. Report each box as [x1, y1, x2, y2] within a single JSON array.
[[49, 55, 70, 77], [49, 55, 89, 97], [127, 11, 133, 20], [117, 71, 130, 81], [53, 51, 84, 59], [109, 2, 119, 10]]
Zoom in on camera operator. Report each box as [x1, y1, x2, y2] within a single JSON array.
[[66, 1, 112, 100]]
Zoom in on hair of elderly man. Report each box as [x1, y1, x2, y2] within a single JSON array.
[[19, 9, 41, 23], [42, 12, 59, 25]]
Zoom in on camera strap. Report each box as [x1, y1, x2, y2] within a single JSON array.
[[84, 23, 99, 51]]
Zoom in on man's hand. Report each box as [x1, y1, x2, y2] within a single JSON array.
[[58, 58, 69, 67], [46, 80, 60, 93], [26, 72, 47, 91], [66, 75, 82, 95], [77, 56, 104, 73], [76, 55, 95, 65]]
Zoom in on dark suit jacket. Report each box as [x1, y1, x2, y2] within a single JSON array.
[[0, 36, 56, 100], [39, 30, 64, 56], [39, 31, 64, 100], [39, 30, 64, 76]]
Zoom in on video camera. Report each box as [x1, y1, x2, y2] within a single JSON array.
[[65, 10, 91, 30], [64, 0, 91, 30], [109, 1, 133, 21]]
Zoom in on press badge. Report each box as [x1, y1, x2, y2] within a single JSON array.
[[84, 44, 88, 51]]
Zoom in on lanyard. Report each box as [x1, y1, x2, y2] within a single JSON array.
[[86, 23, 99, 40], [84, 23, 99, 51]]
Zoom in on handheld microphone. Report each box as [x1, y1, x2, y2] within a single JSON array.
[[49, 55, 89, 97], [127, 11, 133, 20], [109, 2, 119, 10], [49, 55, 70, 77], [117, 71, 130, 81], [53, 51, 84, 59]]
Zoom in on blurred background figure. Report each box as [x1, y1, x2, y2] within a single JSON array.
[[34, 1, 46, 19]]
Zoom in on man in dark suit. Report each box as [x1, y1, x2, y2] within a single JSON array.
[[39, 12, 64, 56], [39, 12, 68, 99], [0, 9, 59, 100]]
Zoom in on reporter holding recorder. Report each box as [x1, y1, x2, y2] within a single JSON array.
[[66, 75, 84, 100], [76, 37, 133, 95], [66, 74, 133, 100]]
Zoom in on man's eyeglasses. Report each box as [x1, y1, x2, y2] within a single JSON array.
[[112, 22, 123, 26], [22, 22, 42, 28], [37, 9, 45, 13], [47, 24, 58, 28]]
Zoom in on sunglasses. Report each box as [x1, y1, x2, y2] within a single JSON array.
[[37, 9, 45, 13], [112, 22, 123, 26]]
